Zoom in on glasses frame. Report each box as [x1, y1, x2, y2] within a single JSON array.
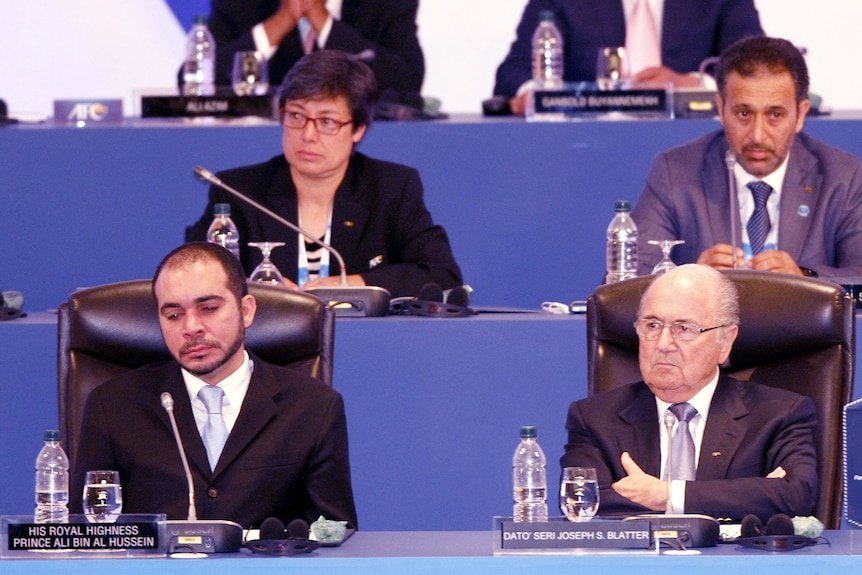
[[281, 110, 353, 135], [633, 318, 727, 342]]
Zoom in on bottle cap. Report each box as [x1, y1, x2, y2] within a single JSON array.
[[519, 426, 537, 439], [43, 430, 60, 442], [614, 200, 631, 212], [193, 15, 209, 25], [538, 10, 555, 22], [214, 203, 231, 215]]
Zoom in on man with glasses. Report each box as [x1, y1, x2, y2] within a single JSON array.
[[561, 264, 817, 522], [187, 49, 462, 298]]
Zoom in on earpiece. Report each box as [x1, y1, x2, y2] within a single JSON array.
[[764, 513, 794, 536], [245, 517, 319, 556], [740, 514, 763, 537], [737, 513, 813, 551], [389, 283, 476, 317]]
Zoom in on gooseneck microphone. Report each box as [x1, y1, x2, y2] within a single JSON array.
[[725, 150, 741, 269], [193, 166, 390, 317], [159, 391, 243, 554], [161, 392, 197, 520], [663, 410, 676, 515]]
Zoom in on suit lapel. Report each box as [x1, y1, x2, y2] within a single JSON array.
[[330, 157, 370, 270], [619, 385, 662, 476], [777, 139, 821, 261], [697, 375, 749, 479], [211, 357, 280, 477]]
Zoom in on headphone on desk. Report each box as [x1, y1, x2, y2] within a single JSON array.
[[736, 513, 815, 551], [389, 283, 476, 317]]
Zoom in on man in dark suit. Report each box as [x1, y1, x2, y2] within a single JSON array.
[[562, 264, 817, 522], [633, 36, 862, 277], [187, 50, 462, 298], [494, 0, 762, 115], [71, 242, 357, 529], [207, 0, 424, 98]]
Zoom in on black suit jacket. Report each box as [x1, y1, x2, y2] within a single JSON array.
[[71, 353, 357, 529], [207, 0, 424, 95], [186, 152, 463, 298], [561, 374, 818, 522], [494, 0, 763, 97]]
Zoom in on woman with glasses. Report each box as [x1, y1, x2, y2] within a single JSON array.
[[187, 49, 462, 297]]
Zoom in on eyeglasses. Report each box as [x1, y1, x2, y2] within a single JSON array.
[[633, 318, 726, 342], [282, 111, 353, 135]]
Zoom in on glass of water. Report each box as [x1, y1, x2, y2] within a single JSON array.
[[83, 470, 123, 523], [560, 467, 599, 522]]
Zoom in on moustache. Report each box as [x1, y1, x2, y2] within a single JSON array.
[[742, 143, 774, 155], [180, 337, 219, 355]]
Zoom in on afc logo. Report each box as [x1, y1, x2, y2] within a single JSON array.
[[66, 103, 109, 121]]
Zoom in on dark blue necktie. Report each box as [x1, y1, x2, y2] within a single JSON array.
[[669, 402, 698, 481], [746, 181, 774, 255]]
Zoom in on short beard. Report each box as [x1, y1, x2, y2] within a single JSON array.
[[180, 327, 246, 378]]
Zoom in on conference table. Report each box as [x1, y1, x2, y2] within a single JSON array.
[[3, 113, 862, 533], [3, 529, 862, 573]]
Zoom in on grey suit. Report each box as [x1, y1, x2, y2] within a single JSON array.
[[561, 374, 818, 522], [632, 130, 862, 277]]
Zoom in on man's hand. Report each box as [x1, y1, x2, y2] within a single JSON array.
[[632, 66, 701, 89], [697, 243, 745, 269], [611, 451, 668, 511], [749, 250, 803, 274]]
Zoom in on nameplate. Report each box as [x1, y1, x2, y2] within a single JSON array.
[[54, 99, 123, 125], [141, 95, 276, 119], [497, 518, 652, 550], [0, 515, 166, 559], [531, 88, 667, 117]]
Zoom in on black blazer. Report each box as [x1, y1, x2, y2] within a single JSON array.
[[207, 0, 424, 95], [71, 353, 358, 529], [186, 152, 463, 298], [561, 373, 818, 522], [494, 0, 763, 97]]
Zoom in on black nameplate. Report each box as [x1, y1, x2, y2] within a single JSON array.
[[533, 89, 666, 115], [141, 95, 276, 119], [498, 518, 652, 549], [7, 522, 160, 551]]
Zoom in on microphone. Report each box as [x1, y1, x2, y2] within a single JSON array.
[[160, 392, 243, 554], [725, 150, 741, 269], [663, 410, 676, 515], [621, 409, 720, 549], [193, 166, 390, 317]]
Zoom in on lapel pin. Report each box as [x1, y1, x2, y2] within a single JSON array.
[[344, 221, 354, 227], [798, 205, 810, 217], [803, 185, 814, 193], [711, 451, 721, 457]]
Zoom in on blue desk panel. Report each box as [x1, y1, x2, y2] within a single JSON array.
[[4, 113, 862, 312], [1, 313, 860, 531], [2, 530, 862, 574]]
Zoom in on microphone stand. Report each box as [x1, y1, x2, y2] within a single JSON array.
[[193, 166, 390, 316], [663, 410, 675, 515], [725, 151, 740, 269]]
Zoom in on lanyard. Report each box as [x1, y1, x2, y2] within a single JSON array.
[[297, 212, 332, 287]]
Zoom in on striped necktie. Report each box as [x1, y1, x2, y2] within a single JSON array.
[[747, 181, 774, 255]]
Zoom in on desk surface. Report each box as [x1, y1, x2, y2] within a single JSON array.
[[2, 530, 861, 574]]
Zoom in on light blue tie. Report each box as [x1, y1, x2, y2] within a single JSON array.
[[669, 402, 698, 481], [198, 385, 228, 471], [746, 181, 773, 255]]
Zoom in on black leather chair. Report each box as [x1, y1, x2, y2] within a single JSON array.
[[57, 279, 334, 467], [586, 270, 855, 529]]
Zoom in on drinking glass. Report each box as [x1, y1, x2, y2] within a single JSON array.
[[232, 51, 269, 96], [648, 239, 685, 274], [596, 47, 629, 90], [560, 467, 599, 522], [249, 241, 285, 284], [82, 470, 123, 523]]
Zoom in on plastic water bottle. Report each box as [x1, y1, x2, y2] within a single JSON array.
[[532, 11, 564, 89], [34, 430, 69, 524], [183, 15, 216, 96], [207, 203, 241, 261], [513, 426, 548, 522], [605, 200, 639, 283]]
